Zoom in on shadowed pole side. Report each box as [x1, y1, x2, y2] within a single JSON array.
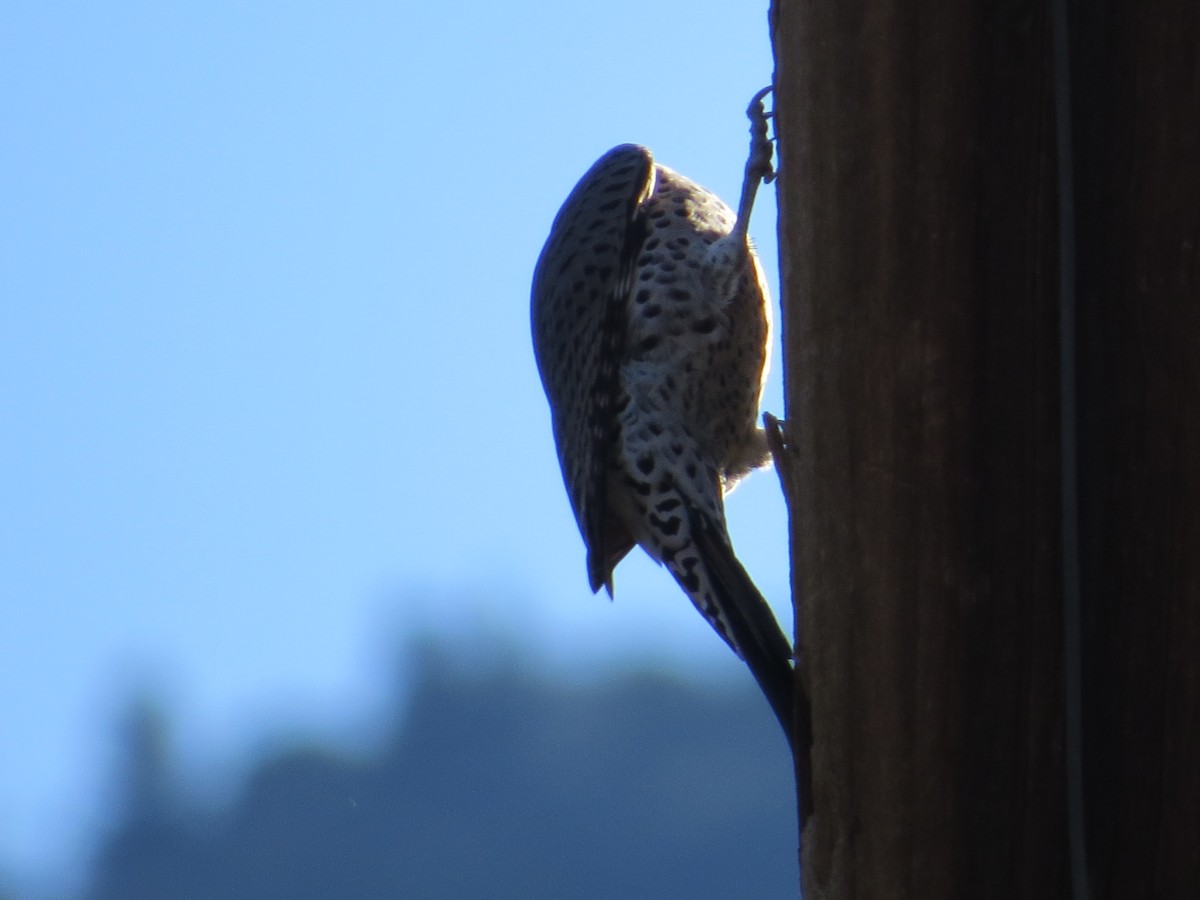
[[772, 1, 1066, 895], [770, 1, 1200, 897]]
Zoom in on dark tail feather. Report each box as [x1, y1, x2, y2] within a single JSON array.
[[689, 506, 814, 823]]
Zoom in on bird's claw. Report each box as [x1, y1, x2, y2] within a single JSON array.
[[732, 86, 776, 237], [747, 85, 774, 117], [746, 86, 776, 186]]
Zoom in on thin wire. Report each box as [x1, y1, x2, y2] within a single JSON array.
[[1049, 0, 1090, 897]]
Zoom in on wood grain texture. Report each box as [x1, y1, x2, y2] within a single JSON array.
[[771, 0, 1200, 896]]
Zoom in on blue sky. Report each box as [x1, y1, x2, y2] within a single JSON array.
[[1, 3, 786, 893]]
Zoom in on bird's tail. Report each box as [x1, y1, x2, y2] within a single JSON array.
[[686, 505, 813, 820]]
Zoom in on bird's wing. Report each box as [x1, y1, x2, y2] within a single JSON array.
[[531, 144, 655, 593]]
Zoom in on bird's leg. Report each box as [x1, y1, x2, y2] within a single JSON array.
[[732, 85, 776, 244], [704, 87, 775, 298]]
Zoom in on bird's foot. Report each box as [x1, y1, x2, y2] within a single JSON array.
[[746, 85, 776, 186], [733, 86, 776, 238]]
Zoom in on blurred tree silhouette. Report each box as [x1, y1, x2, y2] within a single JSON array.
[[84, 651, 795, 899]]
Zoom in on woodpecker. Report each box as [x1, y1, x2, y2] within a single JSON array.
[[531, 89, 794, 738]]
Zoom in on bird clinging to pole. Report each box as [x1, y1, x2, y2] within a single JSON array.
[[531, 88, 795, 742]]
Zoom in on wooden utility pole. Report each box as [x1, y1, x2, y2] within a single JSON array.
[[770, 1, 1199, 897]]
